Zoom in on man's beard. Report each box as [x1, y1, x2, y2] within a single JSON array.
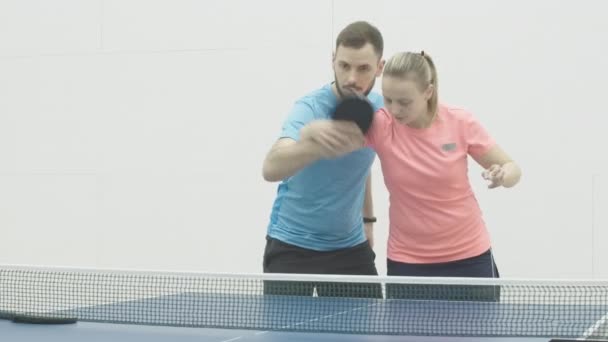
[[334, 74, 375, 99]]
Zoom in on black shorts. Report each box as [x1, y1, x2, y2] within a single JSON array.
[[262, 236, 381, 298], [385, 249, 501, 302]]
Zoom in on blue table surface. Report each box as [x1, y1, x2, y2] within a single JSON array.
[[0, 320, 584, 342], [1, 292, 605, 341]]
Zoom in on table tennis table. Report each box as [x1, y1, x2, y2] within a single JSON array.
[[1, 265, 607, 342], [3, 319, 604, 342]]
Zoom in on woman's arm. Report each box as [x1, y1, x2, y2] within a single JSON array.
[[472, 145, 522, 188]]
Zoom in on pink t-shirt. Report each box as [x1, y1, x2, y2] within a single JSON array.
[[366, 104, 496, 264]]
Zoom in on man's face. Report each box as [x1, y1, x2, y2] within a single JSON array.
[[333, 42, 384, 97]]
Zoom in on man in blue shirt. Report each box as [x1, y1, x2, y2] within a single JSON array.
[[261, 21, 385, 298]]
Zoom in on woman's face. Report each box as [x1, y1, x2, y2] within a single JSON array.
[[382, 75, 433, 126]]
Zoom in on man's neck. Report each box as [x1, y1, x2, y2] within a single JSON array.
[[331, 82, 342, 100]]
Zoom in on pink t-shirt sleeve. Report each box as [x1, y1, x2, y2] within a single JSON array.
[[365, 108, 391, 148], [464, 111, 496, 159]]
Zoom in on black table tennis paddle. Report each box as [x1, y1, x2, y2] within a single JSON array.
[[333, 94, 374, 134], [0, 310, 77, 325]]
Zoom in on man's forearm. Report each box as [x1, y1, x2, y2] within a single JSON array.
[[362, 172, 375, 247], [362, 172, 374, 218], [262, 139, 323, 182]]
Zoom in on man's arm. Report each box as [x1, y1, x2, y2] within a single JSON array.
[[362, 171, 375, 247], [262, 120, 365, 182], [262, 138, 324, 182], [362, 171, 374, 218]]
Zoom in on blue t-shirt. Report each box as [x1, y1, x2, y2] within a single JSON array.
[[266, 83, 384, 251]]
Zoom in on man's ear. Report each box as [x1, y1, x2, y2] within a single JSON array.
[[376, 59, 385, 77]]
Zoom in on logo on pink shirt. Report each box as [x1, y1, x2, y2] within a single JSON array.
[[441, 143, 457, 151]]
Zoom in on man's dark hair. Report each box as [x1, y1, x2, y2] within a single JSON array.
[[335, 21, 383, 57]]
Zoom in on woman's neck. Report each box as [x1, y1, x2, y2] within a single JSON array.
[[407, 109, 437, 129]]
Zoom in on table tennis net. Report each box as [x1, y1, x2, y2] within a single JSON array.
[[1, 265, 607, 339]]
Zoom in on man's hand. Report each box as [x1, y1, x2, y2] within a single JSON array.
[[300, 120, 365, 158]]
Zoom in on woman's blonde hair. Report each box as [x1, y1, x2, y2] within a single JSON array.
[[383, 51, 438, 116]]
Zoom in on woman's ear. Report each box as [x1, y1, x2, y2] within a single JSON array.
[[425, 84, 434, 101]]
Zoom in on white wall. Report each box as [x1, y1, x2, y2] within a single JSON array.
[[0, 0, 606, 279]]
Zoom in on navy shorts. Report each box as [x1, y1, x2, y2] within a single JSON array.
[[262, 236, 381, 298], [386, 249, 501, 301]]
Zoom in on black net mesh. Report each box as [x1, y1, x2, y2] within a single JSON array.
[[1, 265, 607, 339]]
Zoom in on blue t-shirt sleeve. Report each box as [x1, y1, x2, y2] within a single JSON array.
[[279, 100, 316, 141], [369, 92, 384, 111]]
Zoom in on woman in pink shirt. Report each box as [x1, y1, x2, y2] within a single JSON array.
[[364, 51, 522, 300]]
